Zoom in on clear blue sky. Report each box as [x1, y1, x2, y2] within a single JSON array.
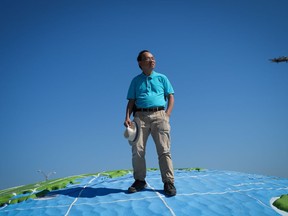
[[1, 0, 287, 190]]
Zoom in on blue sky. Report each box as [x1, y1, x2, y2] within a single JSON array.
[[1, 0, 287, 190]]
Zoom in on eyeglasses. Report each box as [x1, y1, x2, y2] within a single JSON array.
[[142, 58, 155, 62]]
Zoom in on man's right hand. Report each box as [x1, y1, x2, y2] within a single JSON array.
[[124, 119, 132, 127]]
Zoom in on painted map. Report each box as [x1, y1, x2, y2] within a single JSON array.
[[1, 169, 288, 215]]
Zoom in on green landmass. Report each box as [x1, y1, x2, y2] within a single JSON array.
[[273, 194, 288, 212], [0, 168, 202, 207], [0, 170, 130, 207], [0, 176, 79, 207]]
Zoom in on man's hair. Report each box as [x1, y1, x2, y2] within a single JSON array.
[[137, 50, 150, 62]]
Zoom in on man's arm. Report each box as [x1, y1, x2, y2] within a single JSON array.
[[165, 94, 174, 117], [124, 99, 135, 127]]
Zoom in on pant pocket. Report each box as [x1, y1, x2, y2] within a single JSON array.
[[158, 111, 170, 132]]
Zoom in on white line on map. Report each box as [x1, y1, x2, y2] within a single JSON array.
[[246, 194, 269, 208], [233, 182, 264, 187], [64, 174, 100, 216], [178, 187, 288, 197], [146, 181, 176, 216]]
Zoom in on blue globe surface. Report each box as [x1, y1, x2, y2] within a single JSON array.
[[1, 169, 288, 216]]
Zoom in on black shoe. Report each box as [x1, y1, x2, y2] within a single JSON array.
[[128, 180, 147, 193], [164, 182, 176, 196]]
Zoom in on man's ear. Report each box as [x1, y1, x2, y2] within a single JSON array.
[[138, 61, 142, 69]]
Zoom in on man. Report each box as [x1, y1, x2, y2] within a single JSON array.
[[124, 50, 176, 196]]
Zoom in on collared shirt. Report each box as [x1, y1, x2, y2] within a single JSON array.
[[127, 71, 174, 108]]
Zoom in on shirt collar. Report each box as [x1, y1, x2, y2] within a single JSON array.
[[141, 71, 156, 78]]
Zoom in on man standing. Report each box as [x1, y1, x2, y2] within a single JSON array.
[[124, 50, 176, 196]]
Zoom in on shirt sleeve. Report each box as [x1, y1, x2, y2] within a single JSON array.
[[163, 76, 174, 96], [127, 79, 136, 100]]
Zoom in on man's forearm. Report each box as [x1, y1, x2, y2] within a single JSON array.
[[124, 100, 135, 127], [126, 100, 135, 118], [166, 94, 174, 116]]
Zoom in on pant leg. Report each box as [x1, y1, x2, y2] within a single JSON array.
[[132, 112, 150, 181], [151, 110, 174, 183]]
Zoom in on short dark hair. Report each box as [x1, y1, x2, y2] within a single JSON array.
[[137, 50, 150, 62]]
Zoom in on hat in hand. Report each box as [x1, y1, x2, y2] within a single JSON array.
[[124, 118, 140, 145]]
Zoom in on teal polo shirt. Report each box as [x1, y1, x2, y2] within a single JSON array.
[[127, 71, 174, 108]]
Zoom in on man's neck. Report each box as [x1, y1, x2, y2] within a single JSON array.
[[142, 69, 153, 76]]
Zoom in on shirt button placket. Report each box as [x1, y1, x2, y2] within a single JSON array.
[[146, 77, 151, 92]]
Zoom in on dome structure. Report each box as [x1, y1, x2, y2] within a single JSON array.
[[0, 169, 288, 215]]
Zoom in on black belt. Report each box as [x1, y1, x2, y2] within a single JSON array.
[[136, 107, 165, 112]]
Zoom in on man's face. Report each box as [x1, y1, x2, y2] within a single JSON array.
[[139, 52, 156, 70]]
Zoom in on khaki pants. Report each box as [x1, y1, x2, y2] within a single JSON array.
[[132, 110, 174, 183]]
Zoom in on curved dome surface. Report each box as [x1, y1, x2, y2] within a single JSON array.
[[0, 169, 288, 215]]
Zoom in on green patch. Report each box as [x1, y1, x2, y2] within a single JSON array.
[[0, 194, 14, 207], [101, 170, 131, 178], [178, 167, 203, 172], [0, 177, 79, 207], [0, 170, 131, 207], [35, 189, 50, 198], [147, 168, 158, 171], [273, 194, 288, 212], [10, 194, 37, 204]]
